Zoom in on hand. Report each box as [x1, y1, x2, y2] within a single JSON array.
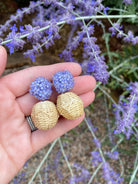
[[0, 46, 96, 183]]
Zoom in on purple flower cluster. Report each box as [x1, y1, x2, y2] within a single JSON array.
[[102, 162, 123, 184], [5, 24, 25, 54], [123, 31, 138, 45], [104, 151, 119, 160], [0, 0, 136, 84], [109, 23, 123, 37], [13, 172, 26, 184], [61, 24, 109, 83], [0, 0, 62, 61], [52, 151, 63, 181], [93, 138, 101, 148], [0, 0, 109, 84], [86, 117, 98, 132], [113, 82, 138, 139], [123, 0, 132, 5], [52, 70, 74, 93], [70, 150, 122, 184], [29, 76, 52, 101], [80, 24, 109, 83], [91, 151, 102, 166], [69, 163, 90, 184], [109, 23, 138, 45]]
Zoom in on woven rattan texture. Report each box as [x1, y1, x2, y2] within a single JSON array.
[[57, 92, 84, 119], [31, 101, 59, 130]]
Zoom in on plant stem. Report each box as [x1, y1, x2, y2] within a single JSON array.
[[110, 73, 129, 87], [134, 152, 138, 171], [58, 138, 74, 177], [1, 15, 137, 45], [38, 173, 43, 184], [111, 137, 124, 153], [98, 86, 117, 105], [28, 139, 57, 184], [129, 162, 138, 184], [87, 163, 103, 184], [84, 117, 105, 162]]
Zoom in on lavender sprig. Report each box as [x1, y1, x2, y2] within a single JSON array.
[[69, 163, 90, 184], [0, 1, 43, 37], [109, 22, 138, 45], [114, 82, 138, 139], [123, 0, 132, 5]]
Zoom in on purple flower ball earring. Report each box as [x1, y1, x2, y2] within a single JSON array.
[[29, 76, 52, 101], [52, 70, 74, 93]]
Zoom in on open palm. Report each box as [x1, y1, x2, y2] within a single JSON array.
[[0, 46, 96, 183]]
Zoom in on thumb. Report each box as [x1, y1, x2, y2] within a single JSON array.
[[0, 46, 7, 76]]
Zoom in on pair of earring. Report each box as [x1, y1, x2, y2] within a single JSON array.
[[29, 70, 84, 130], [29, 70, 75, 101]]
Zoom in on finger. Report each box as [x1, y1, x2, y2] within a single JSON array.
[[71, 75, 96, 93], [0, 46, 7, 76], [81, 91, 95, 107], [17, 76, 96, 115], [31, 113, 85, 153], [1, 62, 82, 97]]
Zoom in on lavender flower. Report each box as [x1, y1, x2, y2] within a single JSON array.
[[109, 23, 138, 45], [53, 70, 74, 93], [0, 0, 108, 84], [61, 23, 108, 83], [5, 24, 25, 54], [61, 49, 77, 63], [0, 1, 42, 36], [82, 34, 109, 83], [104, 151, 119, 160], [79, 0, 105, 15], [102, 162, 123, 184], [104, 7, 109, 15], [60, 24, 84, 62], [69, 177, 77, 184], [86, 117, 97, 132], [29, 77, 52, 101], [62, 24, 109, 83], [13, 172, 26, 184], [25, 24, 43, 43], [91, 151, 102, 167], [123, 0, 132, 5], [123, 31, 138, 45], [93, 138, 101, 148], [114, 82, 138, 139], [52, 151, 63, 181], [109, 23, 123, 37], [79, 24, 109, 83], [23, 43, 43, 62], [69, 163, 90, 183]]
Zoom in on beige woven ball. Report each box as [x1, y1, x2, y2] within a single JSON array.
[[31, 101, 59, 130], [57, 92, 84, 119]]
